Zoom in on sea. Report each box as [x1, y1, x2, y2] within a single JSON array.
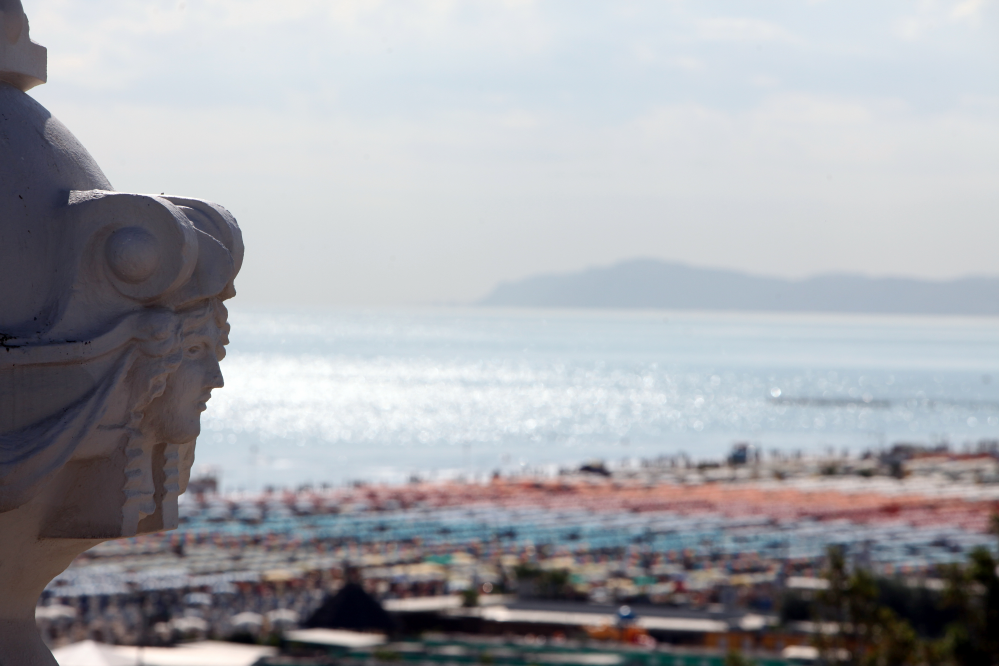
[[197, 307, 999, 492]]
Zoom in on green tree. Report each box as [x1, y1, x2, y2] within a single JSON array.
[[816, 546, 925, 666], [940, 546, 999, 665], [862, 607, 921, 666], [815, 523, 999, 666], [815, 547, 872, 664]]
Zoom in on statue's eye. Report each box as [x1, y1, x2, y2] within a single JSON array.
[[187, 345, 202, 356]]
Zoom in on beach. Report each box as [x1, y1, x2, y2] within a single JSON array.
[[40, 448, 999, 651]]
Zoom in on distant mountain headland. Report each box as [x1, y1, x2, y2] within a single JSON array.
[[478, 259, 999, 315]]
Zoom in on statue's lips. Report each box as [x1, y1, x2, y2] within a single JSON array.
[[197, 391, 213, 411]]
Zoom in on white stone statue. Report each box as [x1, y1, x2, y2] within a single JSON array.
[[0, 3, 243, 662]]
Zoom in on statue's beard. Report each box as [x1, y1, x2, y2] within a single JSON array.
[[177, 439, 196, 495], [125, 437, 190, 537]]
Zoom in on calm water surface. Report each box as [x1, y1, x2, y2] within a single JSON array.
[[199, 307, 999, 490]]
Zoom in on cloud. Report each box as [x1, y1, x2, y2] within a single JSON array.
[[952, 0, 989, 20], [670, 55, 706, 72], [749, 74, 780, 88], [895, 0, 997, 39], [498, 109, 541, 129], [694, 16, 802, 44], [30, 0, 552, 92]]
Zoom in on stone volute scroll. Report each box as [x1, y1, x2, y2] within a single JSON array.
[[0, 6, 243, 664]]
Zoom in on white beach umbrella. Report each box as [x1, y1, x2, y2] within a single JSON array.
[[230, 611, 264, 628], [172, 616, 209, 633], [265, 608, 299, 626], [36, 604, 78, 620]]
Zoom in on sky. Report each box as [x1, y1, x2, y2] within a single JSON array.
[[22, 0, 999, 306]]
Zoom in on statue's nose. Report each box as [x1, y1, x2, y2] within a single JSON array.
[[206, 357, 224, 389]]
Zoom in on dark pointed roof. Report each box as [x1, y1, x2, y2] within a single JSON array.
[[303, 583, 396, 632]]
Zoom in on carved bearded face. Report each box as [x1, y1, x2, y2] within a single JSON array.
[[145, 318, 226, 445], [115, 306, 230, 535]]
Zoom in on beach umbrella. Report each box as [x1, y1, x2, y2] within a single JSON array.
[[36, 604, 77, 620], [51, 640, 133, 666], [172, 616, 209, 633], [231, 611, 264, 628], [184, 592, 213, 606], [266, 608, 299, 626], [262, 568, 295, 582]]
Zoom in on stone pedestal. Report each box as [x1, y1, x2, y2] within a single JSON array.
[[0, 4, 243, 663]]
